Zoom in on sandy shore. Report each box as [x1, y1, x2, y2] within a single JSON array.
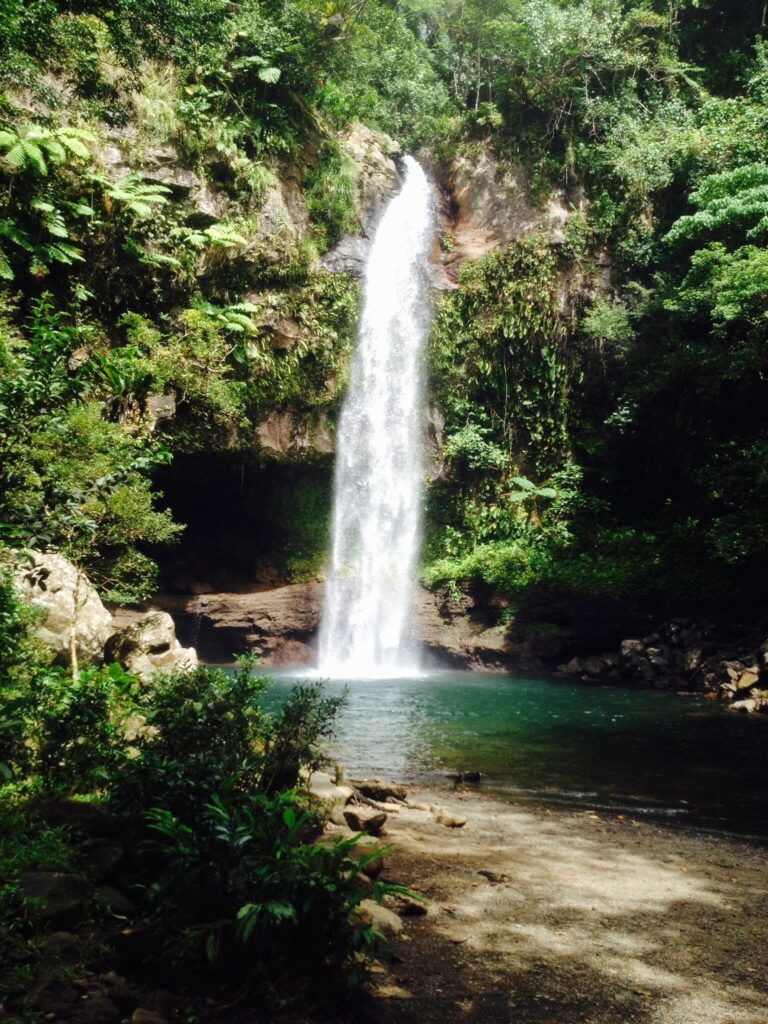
[[356, 787, 768, 1024]]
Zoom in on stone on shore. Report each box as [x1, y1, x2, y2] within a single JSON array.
[[354, 899, 403, 936], [104, 611, 197, 684], [307, 770, 354, 825]]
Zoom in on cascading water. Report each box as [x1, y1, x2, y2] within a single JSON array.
[[318, 156, 435, 678]]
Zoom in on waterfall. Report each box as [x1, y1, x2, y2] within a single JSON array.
[[318, 156, 435, 678]]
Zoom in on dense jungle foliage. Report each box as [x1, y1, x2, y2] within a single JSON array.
[[0, 0, 765, 614], [1, 0, 766, 616]]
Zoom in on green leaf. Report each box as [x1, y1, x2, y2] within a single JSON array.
[[59, 136, 91, 160], [19, 140, 47, 175], [257, 66, 281, 84], [0, 247, 13, 280]]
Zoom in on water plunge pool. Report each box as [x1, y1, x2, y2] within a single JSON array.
[[259, 670, 768, 840]]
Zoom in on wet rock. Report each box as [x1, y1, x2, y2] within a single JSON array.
[[105, 610, 197, 684], [425, 402, 446, 481], [13, 552, 113, 667], [340, 122, 400, 234], [20, 872, 89, 919], [355, 899, 402, 937], [442, 147, 580, 268], [320, 234, 370, 274], [344, 808, 388, 835]]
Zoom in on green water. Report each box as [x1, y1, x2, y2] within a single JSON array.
[[262, 670, 768, 838]]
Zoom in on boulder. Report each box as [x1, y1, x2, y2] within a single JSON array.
[[354, 779, 408, 803], [14, 552, 113, 667], [561, 656, 584, 675], [132, 1011, 168, 1024], [145, 393, 176, 426], [105, 610, 197, 684], [736, 667, 760, 691], [30, 799, 120, 838], [620, 639, 646, 659], [81, 839, 124, 880], [20, 871, 90, 919], [96, 885, 136, 916], [28, 974, 81, 1013], [187, 184, 228, 225], [348, 835, 386, 878], [40, 931, 83, 967], [354, 899, 402, 937], [320, 234, 370, 275], [730, 699, 757, 714], [584, 655, 609, 677], [307, 770, 354, 825]]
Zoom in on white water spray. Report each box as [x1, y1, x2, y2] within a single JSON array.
[[318, 157, 435, 678]]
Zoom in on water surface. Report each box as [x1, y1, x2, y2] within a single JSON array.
[[262, 670, 768, 839]]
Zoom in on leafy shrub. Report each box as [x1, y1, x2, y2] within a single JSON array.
[[0, 299, 182, 602], [145, 791, 388, 998]]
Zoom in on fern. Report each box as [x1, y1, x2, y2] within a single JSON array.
[[95, 174, 172, 218], [0, 245, 13, 280], [0, 124, 95, 176], [192, 296, 260, 333], [172, 221, 247, 250]]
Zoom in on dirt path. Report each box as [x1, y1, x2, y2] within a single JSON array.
[[359, 788, 768, 1024]]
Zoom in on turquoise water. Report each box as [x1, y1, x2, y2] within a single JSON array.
[[259, 671, 768, 839]]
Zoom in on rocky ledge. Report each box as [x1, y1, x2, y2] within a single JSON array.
[[127, 582, 535, 670], [559, 617, 768, 713]]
